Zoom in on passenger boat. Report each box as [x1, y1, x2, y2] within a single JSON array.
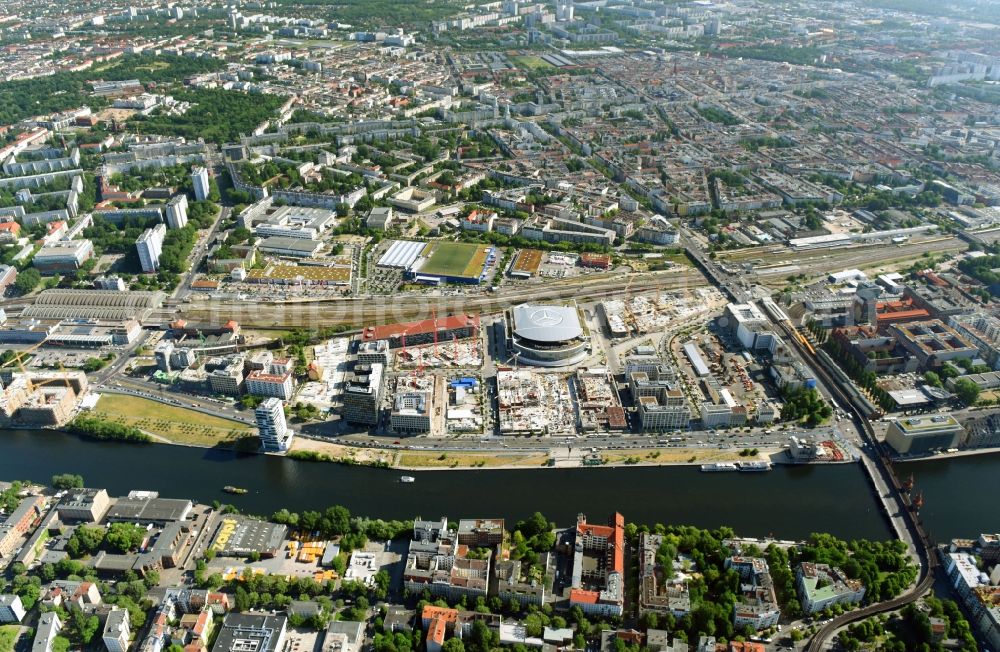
[[700, 462, 739, 472], [737, 461, 772, 472]]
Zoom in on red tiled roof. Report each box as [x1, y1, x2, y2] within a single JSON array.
[[428, 617, 449, 645], [569, 588, 599, 604]]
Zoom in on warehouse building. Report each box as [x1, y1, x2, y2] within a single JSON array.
[[208, 516, 287, 558]]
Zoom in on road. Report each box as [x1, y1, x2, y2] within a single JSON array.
[[683, 231, 938, 651], [175, 205, 232, 301], [779, 328, 937, 652]]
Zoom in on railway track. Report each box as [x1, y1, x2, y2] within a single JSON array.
[[180, 268, 710, 328], [777, 322, 938, 652]]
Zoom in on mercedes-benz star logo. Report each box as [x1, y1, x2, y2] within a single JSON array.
[[530, 309, 563, 327]]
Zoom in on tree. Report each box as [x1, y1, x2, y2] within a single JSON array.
[[373, 570, 390, 599], [67, 525, 106, 558], [441, 639, 465, 652], [105, 522, 146, 553], [51, 637, 71, 652], [51, 473, 84, 489], [953, 378, 980, 406], [70, 610, 101, 644], [14, 268, 41, 294]]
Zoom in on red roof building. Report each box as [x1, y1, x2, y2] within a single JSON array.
[[361, 314, 480, 349], [569, 513, 625, 617]]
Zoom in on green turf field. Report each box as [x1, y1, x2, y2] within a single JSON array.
[[417, 242, 490, 279], [512, 55, 555, 70]]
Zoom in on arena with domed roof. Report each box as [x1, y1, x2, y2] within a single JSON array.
[[507, 302, 589, 367]]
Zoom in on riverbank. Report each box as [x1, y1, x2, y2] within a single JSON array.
[[890, 445, 1000, 464]]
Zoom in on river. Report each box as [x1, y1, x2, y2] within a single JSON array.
[[1, 428, 988, 541], [896, 452, 1000, 543]]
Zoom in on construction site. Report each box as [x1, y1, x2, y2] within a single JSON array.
[[446, 376, 485, 433], [395, 338, 483, 370], [496, 368, 576, 435], [599, 287, 726, 337], [574, 367, 627, 432]]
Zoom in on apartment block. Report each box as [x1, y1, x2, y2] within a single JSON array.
[[638, 533, 691, 619], [725, 557, 780, 630], [796, 563, 866, 614]]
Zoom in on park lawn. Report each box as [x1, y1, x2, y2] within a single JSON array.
[[92, 394, 254, 447], [398, 451, 549, 468], [512, 55, 555, 70], [0, 626, 20, 652]]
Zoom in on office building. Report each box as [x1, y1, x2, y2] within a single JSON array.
[[165, 194, 188, 229], [191, 167, 210, 201], [342, 363, 384, 425], [390, 391, 432, 433], [357, 340, 390, 365], [723, 303, 769, 351], [629, 366, 691, 431], [33, 240, 94, 274], [207, 356, 245, 396], [136, 224, 167, 273], [213, 613, 287, 652], [256, 397, 293, 452], [884, 415, 965, 455], [103, 607, 130, 652]]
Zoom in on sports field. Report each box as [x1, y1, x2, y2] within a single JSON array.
[[417, 242, 491, 279]]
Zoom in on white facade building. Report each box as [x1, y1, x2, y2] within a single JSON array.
[[191, 167, 211, 201], [165, 194, 188, 229], [136, 223, 166, 273], [255, 397, 293, 452]]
